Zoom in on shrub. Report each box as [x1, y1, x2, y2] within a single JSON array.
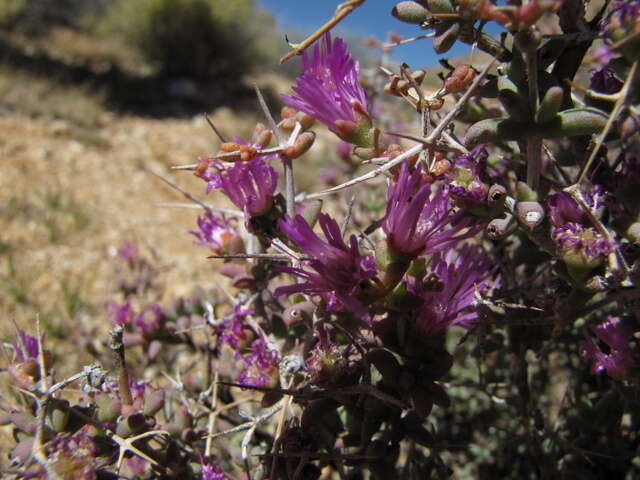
[[96, 0, 270, 81]]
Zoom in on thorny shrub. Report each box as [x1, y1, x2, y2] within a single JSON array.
[[2, 0, 640, 478]]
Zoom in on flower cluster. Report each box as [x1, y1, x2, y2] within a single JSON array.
[[276, 214, 378, 317], [410, 245, 497, 333], [189, 211, 244, 255], [383, 160, 481, 258], [281, 33, 372, 146]]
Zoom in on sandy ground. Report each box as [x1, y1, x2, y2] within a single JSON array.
[[0, 107, 255, 340]]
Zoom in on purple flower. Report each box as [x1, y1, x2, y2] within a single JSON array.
[[237, 338, 280, 388], [590, 67, 623, 94], [591, 45, 616, 67], [217, 304, 254, 350], [189, 212, 244, 254], [202, 461, 229, 480], [12, 329, 40, 362], [552, 223, 617, 268], [276, 214, 377, 317], [281, 33, 371, 145], [117, 242, 138, 263], [446, 145, 490, 205], [107, 301, 134, 326], [135, 304, 164, 333], [410, 245, 497, 333], [202, 158, 279, 218], [383, 161, 482, 258], [305, 338, 350, 387], [546, 186, 606, 227], [582, 316, 636, 380]]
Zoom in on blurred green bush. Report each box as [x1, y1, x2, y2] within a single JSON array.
[[94, 0, 282, 81], [0, 0, 94, 33]]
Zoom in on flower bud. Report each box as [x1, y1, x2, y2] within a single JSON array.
[[486, 214, 515, 239], [251, 123, 273, 148], [283, 131, 316, 159], [444, 64, 475, 93], [283, 301, 315, 326], [488, 184, 507, 205], [516, 201, 545, 229]]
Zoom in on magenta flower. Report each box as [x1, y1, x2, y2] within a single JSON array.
[[12, 329, 40, 362], [446, 145, 490, 205], [117, 242, 138, 264], [201, 461, 229, 480], [546, 186, 605, 227], [135, 304, 164, 334], [237, 338, 280, 388], [276, 214, 377, 317], [305, 339, 350, 387], [107, 301, 134, 326], [217, 304, 254, 350], [410, 245, 497, 333], [552, 223, 617, 268], [204, 158, 278, 217], [281, 33, 371, 145], [383, 161, 481, 258], [582, 316, 636, 380], [189, 212, 244, 254], [590, 67, 623, 94]]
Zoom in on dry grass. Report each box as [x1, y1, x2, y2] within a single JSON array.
[[0, 105, 264, 343]]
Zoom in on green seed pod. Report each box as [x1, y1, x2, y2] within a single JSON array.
[[433, 21, 460, 54], [536, 86, 564, 123], [391, 1, 430, 23]]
